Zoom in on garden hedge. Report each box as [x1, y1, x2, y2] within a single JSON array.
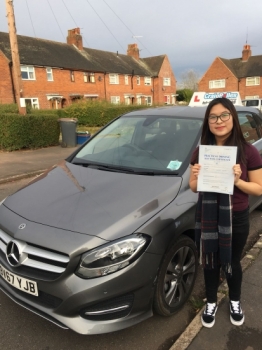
[[0, 101, 155, 151], [57, 101, 150, 126], [0, 113, 60, 151]]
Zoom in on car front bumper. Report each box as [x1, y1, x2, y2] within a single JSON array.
[[0, 251, 162, 334]]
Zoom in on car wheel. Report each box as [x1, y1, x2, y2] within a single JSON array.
[[153, 234, 198, 316]]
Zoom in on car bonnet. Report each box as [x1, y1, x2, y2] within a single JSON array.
[[2, 161, 182, 241]]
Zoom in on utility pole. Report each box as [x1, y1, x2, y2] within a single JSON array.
[[5, 0, 26, 115]]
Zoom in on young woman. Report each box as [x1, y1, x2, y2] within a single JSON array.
[[189, 97, 262, 328]]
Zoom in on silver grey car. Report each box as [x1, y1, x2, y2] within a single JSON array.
[[1, 105, 262, 334]]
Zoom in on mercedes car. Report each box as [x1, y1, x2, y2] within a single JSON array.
[[1, 105, 262, 334]]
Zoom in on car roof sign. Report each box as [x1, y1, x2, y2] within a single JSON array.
[[189, 92, 243, 107]]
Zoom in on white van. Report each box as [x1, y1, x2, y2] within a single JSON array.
[[242, 98, 262, 112]]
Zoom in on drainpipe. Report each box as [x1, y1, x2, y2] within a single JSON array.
[[104, 72, 107, 101], [131, 69, 134, 90], [152, 76, 155, 104], [8, 61, 16, 103]]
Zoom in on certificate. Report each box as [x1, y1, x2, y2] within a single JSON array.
[[197, 145, 237, 195]]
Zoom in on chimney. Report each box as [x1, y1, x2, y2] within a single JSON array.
[[127, 43, 140, 60], [67, 28, 83, 51], [242, 44, 251, 62]]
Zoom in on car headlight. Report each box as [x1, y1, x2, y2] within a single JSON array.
[[76, 235, 150, 279]]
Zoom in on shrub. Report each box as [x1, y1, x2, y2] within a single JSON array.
[[57, 100, 150, 126], [0, 113, 60, 151], [176, 89, 193, 103], [0, 103, 19, 114]]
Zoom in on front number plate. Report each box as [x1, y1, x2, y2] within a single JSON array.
[[0, 263, 38, 296]]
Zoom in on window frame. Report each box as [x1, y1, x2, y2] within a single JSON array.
[[209, 79, 225, 89], [21, 66, 35, 80], [163, 77, 171, 86], [145, 96, 152, 106], [125, 75, 129, 85], [84, 72, 95, 83], [246, 77, 260, 86], [109, 74, 119, 84], [111, 96, 120, 104], [144, 77, 152, 86], [137, 76, 140, 85], [24, 97, 39, 109], [46, 67, 53, 81], [70, 71, 75, 82]]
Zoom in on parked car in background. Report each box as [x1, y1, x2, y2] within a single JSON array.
[[1, 105, 262, 334]]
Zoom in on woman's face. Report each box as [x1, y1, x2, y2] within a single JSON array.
[[208, 103, 233, 144]]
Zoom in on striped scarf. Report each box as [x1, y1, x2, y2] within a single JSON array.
[[195, 192, 232, 274]]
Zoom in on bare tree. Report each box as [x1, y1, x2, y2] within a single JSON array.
[[177, 69, 201, 91]]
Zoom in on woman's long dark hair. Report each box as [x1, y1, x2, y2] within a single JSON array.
[[192, 97, 247, 165]]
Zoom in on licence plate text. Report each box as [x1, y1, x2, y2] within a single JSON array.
[[0, 263, 38, 296]]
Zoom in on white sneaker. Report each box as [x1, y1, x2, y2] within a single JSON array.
[[201, 302, 218, 328], [229, 300, 245, 326]]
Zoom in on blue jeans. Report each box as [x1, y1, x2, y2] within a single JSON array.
[[204, 208, 249, 303]]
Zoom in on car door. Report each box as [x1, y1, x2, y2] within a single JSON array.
[[237, 111, 262, 211]]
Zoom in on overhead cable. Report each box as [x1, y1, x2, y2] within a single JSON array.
[[61, 0, 90, 47], [103, 0, 153, 56], [25, 0, 37, 37], [47, 0, 65, 40], [85, 0, 125, 52]]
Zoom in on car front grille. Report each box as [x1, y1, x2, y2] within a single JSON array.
[[0, 228, 69, 280]]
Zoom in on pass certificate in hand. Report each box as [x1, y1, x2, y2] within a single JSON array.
[[197, 145, 237, 195]]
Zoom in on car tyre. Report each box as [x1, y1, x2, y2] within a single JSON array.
[[153, 234, 198, 316]]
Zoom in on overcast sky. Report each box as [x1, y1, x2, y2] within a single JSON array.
[[0, 0, 261, 82]]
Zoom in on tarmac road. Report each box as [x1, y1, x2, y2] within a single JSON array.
[[0, 177, 262, 350]]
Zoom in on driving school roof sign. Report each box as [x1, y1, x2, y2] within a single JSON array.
[[189, 92, 243, 107]]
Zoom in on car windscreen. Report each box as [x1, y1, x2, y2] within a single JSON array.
[[72, 115, 203, 174]]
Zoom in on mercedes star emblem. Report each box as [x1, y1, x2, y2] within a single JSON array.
[[18, 223, 26, 229], [6, 241, 21, 266]]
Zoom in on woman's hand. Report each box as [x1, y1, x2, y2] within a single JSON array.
[[189, 164, 201, 192], [191, 164, 201, 179], [233, 164, 242, 185]]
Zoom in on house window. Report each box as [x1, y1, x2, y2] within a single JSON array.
[[111, 96, 120, 104], [70, 71, 75, 82], [46, 68, 53, 81], [84, 72, 95, 83], [109, 74, 119, 84], [25, 98, 39, 109], [137, 76, 140, 85], [163, 77, 171, 86], [21, 66, 35, 80], [144, 77, 151, 86], [246, 77, 260, 86], [145, 96, 152, 106], [209, 79, 225, 89], [125, 75, 129, 85]]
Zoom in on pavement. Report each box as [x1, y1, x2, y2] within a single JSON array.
[[1, 145, 262, 350], [0, 144, 78, 184]]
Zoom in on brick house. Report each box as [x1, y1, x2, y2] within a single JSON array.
[[198, 44, 262, 100], [0, 28, 176, 109]]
